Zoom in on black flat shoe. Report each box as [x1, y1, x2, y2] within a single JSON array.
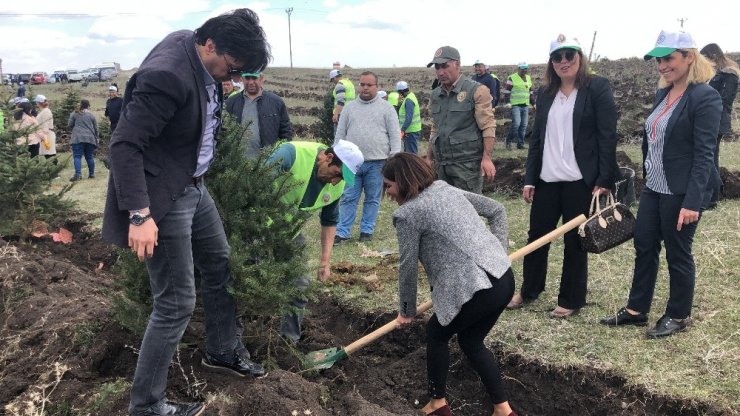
[[600, 307, 648, 326], [646, 315, 688, 338]]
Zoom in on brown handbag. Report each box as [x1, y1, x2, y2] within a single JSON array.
[[578, 192, 635, 254]]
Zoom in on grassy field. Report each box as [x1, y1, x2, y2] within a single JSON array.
[[26, 67, 740, 413]]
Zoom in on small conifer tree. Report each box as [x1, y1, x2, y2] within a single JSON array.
[[52, 87, 80, 137], [318, 91, 335, 146], [208, 115, 312, 318], [0, 106, 73, 238]]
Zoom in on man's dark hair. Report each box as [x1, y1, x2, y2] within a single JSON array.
[[323, 147, 344, 168], [195, 8, 272, 74], [360, 71, 378, 84]]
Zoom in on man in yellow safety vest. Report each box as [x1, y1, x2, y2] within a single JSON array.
[[503, 62, 535, 150]]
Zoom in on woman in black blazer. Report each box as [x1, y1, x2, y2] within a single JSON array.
[[507, 34, 618, 317], [600, 30, 721, 337]]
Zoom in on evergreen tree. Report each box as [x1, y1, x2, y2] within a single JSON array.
[[318, 91, 335, 146], [52, 87, 80, 137], [0, 107, 73, 238], [207, 115, 312, 318]]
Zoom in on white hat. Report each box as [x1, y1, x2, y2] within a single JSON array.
[[644, 30, 697, 60], [377, 90, 387, 99], [329, 69, 341, 80], [332, 140, 364, 186], [33, 94, 47, 103], [549, 34, 582, 54], [19, 81, 24, 85], [395, 81, 409, 91], [108, 85, 118, 92], [474, 60, 485, 66], [517, 62, 529, 69]]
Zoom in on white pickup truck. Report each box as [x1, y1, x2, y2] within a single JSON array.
[[66, 69, 83, 82]]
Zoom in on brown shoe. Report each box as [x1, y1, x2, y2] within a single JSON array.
[[549, 306, 579, 318]]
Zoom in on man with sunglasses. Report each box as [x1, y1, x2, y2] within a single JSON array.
[[425, 46, 497, 194], [503, 62, 535, 150], [102, 9, 271, 416], [225, 71, 292, 158]]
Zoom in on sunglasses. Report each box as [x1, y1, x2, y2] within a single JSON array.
[[550, 49, 577, 63]]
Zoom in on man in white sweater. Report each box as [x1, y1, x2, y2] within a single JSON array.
[[334, 71, 402, 244]]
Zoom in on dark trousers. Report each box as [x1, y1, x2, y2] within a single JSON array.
[[627, 189, 700, 319], [709, 134, 723, 205], [521, 179, 591, 309], [426, 268, 515, 405]]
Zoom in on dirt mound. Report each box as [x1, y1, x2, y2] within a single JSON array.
[[0, 230, 730, 415]]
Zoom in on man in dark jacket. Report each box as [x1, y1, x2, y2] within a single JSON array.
[[102, 9, 271, 416], [225, 71, 292, 157], [472, 60, 500, 107], [104, 85, 124, 132]]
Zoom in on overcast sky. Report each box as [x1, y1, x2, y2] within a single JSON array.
[[1, 0, 738, 74]]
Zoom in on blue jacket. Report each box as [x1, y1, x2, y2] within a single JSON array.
[[225, 90, 292, 156], [472, 72, 500, 107]]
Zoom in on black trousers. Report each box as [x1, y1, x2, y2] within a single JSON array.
[[627, 189, 700, 319], [521, 179, 591, 309], [709, 134, 723, 205], [426, 268, 515, 405]]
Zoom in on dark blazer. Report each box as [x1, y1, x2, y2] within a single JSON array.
[[102, 30, 221, 247], [225, 90, 292, 156], [642, 83, 722, 211], [525, 76, 618, 190], [707, 69, 739, 135]]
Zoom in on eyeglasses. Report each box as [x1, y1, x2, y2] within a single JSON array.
[[221, 54, 244, 75], [359, 83, 377, 88], [550, 49, 577, 63]]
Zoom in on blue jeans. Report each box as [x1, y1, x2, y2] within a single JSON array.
[[403, 131, 420, 154], [336, 159, 384, 238], [71, 142, 96, 177], [129, 183, 238, 414], [627, 189, 700, 319], [506, 105, 529, 147]]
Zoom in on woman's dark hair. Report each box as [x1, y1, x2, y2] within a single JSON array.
[[700, 43, 740, 73], [76, 99, 90, 114], [14, 102, 33, 120], [195, 8, 272, 74], [544, 48, 591, 96], [382, 153, 436, 203]]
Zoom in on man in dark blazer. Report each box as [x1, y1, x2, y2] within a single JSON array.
[[102, 9, 271, 416]]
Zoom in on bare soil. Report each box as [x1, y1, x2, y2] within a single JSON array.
[[0, 219, 729, 415]]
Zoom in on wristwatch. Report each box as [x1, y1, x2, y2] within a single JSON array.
[[129, 212, 152, 226]]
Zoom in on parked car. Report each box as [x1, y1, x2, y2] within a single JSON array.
[[80, 68, 100, 82], [99, 68, 117, 81], [18, 73, 32, 84], [30, 72, 47, 84], [66, 69, 83, 82]]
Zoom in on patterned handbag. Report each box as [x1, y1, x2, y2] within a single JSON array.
[[578, 192, 635, 254]]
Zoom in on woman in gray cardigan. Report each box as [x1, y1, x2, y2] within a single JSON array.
[[68, 99, 99, 181], [384, 153, 517, 416]]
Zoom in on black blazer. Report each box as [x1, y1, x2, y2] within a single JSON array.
[[102, 30, 221, 247], [525, 76, 618, 190], [642, 83, 721, 211]]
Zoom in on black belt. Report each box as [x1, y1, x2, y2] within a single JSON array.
[[192, 176, 203, 186]]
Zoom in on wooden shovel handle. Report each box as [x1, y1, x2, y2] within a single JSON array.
[[342, 214, 587, 356]]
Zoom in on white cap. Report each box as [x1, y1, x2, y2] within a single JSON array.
[[329, 69, 341, 80], [517, 62, 529, 69], [19, 81, 24, 85], [644, 30, 697, 60], [395, 81, 409, 91], [33, 94, 47, 103], [332, 140, 364, 186], [549, 34, 582, 54], [108, 85, 118, 92], [474, 60, 485, 66], [378, 90, 387, 99]]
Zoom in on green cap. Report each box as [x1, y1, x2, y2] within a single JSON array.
[[241, 72, 261, 77]]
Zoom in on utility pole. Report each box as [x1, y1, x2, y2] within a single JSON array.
[[677, 18, 688, 29], [285, 7, 294, 69], [588, 31, 597, 62]]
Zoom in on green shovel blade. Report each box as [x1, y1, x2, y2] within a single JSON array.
[[304, 347, 348, 370]]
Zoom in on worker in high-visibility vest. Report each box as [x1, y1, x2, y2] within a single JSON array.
[[329, 69, 356, 136], [395, 81, 422, 154], [387, 90, 400, 113], [503, 62, 535, 150]]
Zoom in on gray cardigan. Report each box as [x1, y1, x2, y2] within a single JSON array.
[[393, 180, 511, 326], [68, 110, 99, 146]]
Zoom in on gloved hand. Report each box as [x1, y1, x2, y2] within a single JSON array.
[[504, 103, 512, 109]]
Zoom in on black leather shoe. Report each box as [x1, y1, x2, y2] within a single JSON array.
[[646, 315, 688, 338], [333, 235, 349, 246], [135, 400, 204, 416], [359, 232, 373, 242], [202, 351, 266, 378], [599, 307, 648, 326]]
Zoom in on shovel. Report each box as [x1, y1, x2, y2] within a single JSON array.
[[305, 213, 587, 370]]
